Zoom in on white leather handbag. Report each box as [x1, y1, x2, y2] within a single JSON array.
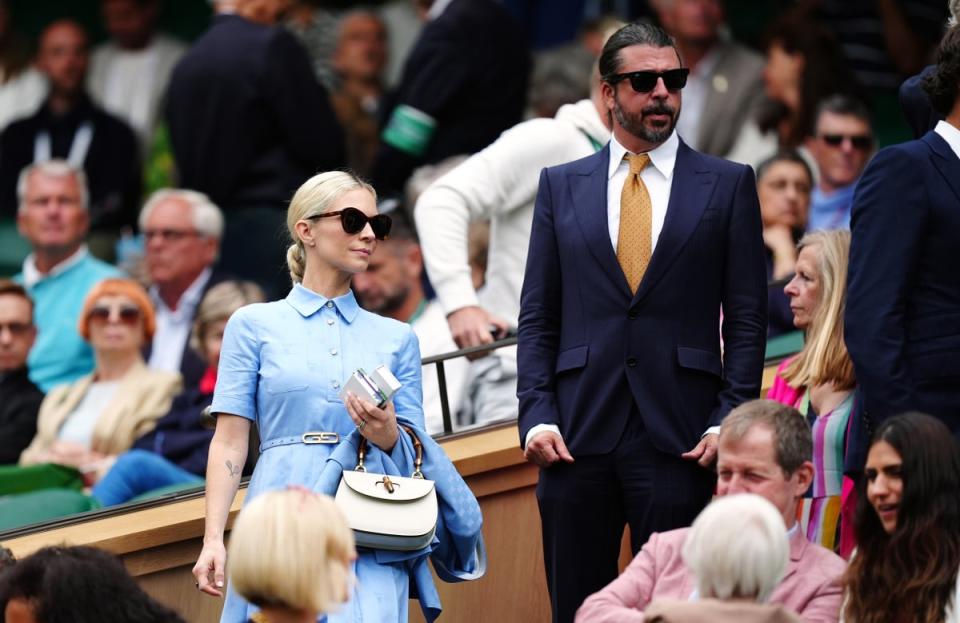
[[335, 426, 438, 551]]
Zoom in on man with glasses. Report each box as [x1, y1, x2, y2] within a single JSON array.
[[805, 95, 875, 231], [14, 160, 121, 392], [0, 281, 44, 464], [518, 22, 767, 622], [139, 189, 226, 391]]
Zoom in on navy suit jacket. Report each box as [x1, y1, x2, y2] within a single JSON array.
[[845, 130, 960, 441], [517, 140, 767, 457]]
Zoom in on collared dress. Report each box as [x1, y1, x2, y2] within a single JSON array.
[[213, 284, 425, 623]]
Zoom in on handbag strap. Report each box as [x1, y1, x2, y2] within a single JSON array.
[[355, 424, 425, 479]]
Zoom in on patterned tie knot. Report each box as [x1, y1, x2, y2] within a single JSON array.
[[627, 152, 651, 176]]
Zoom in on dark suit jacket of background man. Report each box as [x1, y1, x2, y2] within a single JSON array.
[[371, 0, 530, 195], [518, 140, 767, 458], [0, 95, 141, 233], [845, 129, 960, 464], [165, 14, 344, 212]]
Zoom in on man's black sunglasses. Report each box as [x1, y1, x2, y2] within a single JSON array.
[[308, 207, 392, 240], [819, 133, 873, 151], [605, 68, 690, 93]]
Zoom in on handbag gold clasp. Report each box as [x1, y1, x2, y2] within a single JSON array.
[[302, 432, 340, 444], [377, 476, 398, 493]]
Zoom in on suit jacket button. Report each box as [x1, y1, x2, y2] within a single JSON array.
[[626, 357, 638, 367]]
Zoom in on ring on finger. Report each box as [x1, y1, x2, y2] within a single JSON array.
[[357, 419, 367, 431]]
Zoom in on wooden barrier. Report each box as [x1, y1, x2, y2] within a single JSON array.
[[2, 363, 785, 622]]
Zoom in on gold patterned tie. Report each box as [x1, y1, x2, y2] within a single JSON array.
[[617, 153, 652, 293]]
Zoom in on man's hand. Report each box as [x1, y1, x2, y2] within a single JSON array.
[[447, 306, 510, 360], [524, 431, 575, 468], [682, 433, 719, 468]]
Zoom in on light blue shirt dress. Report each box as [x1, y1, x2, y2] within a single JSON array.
[[213, 284, 425, 622]]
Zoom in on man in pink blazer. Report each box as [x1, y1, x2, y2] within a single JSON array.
[[576, 400, 846, 623]]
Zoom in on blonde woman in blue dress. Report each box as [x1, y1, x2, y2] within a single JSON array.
[[192, 171, 428, 622]]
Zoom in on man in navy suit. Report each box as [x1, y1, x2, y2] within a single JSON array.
[[517, 22, 767, 623], [845, 24, 960, 451]]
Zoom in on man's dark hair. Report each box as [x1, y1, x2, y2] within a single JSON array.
[[0, 278, 34, 318], [384, 207, 418, 244], [0, 545, 186, 623], [599, 21, 680, 81], [923, 24, 960, 116], [814, 94, 872, 128]]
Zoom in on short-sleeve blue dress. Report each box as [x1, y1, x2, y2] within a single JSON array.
[[213, 284, 425, 623]]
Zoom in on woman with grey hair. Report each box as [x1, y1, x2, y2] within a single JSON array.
[[644, 494, 803, 623]]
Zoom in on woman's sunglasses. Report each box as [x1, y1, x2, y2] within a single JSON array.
[[88, 305, 142, 325], [308, 207, 392, 240], [605, 68, 690, 93]]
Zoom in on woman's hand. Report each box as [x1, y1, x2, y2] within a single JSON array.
[[47, 441, 105, 468], [193, 539, 227, 597], [345, 392, 400, 452]]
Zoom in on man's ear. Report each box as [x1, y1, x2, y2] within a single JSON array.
[[794, 460, 815, 498], [406, 243, 423, 279]]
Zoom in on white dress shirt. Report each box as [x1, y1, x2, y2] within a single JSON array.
[[21, 245, 90, 289], [148, 268, 212, 373], [525, 131, 719, 448], [935, 119, 960, 160]]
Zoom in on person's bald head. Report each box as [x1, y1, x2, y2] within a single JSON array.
[[37, 20, 89, 98]]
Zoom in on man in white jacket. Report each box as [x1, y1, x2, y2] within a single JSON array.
[[414, 80, 610, 426]]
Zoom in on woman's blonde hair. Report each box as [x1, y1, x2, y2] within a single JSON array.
[[682, 493, 789, 603], [285, 171, 376, 285], [228, 490, 355, 615], [781, 229, 855, 390], [189, 280, 265, 354]]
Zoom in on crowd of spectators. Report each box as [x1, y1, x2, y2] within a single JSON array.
[[0, 0, 958, 621]]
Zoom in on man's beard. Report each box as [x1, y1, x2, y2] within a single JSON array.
[[613, 94, 679, 144], [358, 285, 410, 316]]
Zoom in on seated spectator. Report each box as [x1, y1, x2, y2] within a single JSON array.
[[843, 413, 960, 623], [352, 211, 467, 434], [755, 151, 813, 337], [0, 20, 141, 254], [768, 230, 855, 556], [644, 494, 802, 623], [726, 12, 858, 168], [140, 189, 226, 390], [330, 10, 388, 176], [0, 1, 46, 131], [576, 400, 846, 623], [0, 280, 43, 464], [227, 489, 355, 623], [18, 278, 181, 484], [13, 160, 122, 392], [92, 280, 264, 506], [805, 96, 874, 231], [88, 0, 186, 156], [654, 0, 766, 158], [0, 545, 185, 622]]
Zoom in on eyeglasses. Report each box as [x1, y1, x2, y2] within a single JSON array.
[[143, 228, 201, 242], [308, 207, 392, 240], [87, 305, 142, 325], [605, 68, 690, 93], [0, 322, 32, 337], [819, 134, 873, 150]]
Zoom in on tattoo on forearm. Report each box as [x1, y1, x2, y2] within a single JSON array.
[[225, 460, 241, 478]]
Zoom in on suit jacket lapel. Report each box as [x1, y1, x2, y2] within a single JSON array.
[[570, 147, 633, 298], [924, 131, 960, 203], [633, 141, 718, 305]]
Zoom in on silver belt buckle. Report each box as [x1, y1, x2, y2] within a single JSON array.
[[302, 432, 340, 444]]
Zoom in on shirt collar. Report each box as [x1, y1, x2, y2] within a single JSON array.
[[427, 0, 455, 20], [934, 120, 960, 160], [607, 130, 680, 180], [21, 245, 89, 289], [151, 267, 213, 314], [285, 283, 360, 323]]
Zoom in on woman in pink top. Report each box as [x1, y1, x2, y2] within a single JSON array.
[[767, 229, 856, 557]]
